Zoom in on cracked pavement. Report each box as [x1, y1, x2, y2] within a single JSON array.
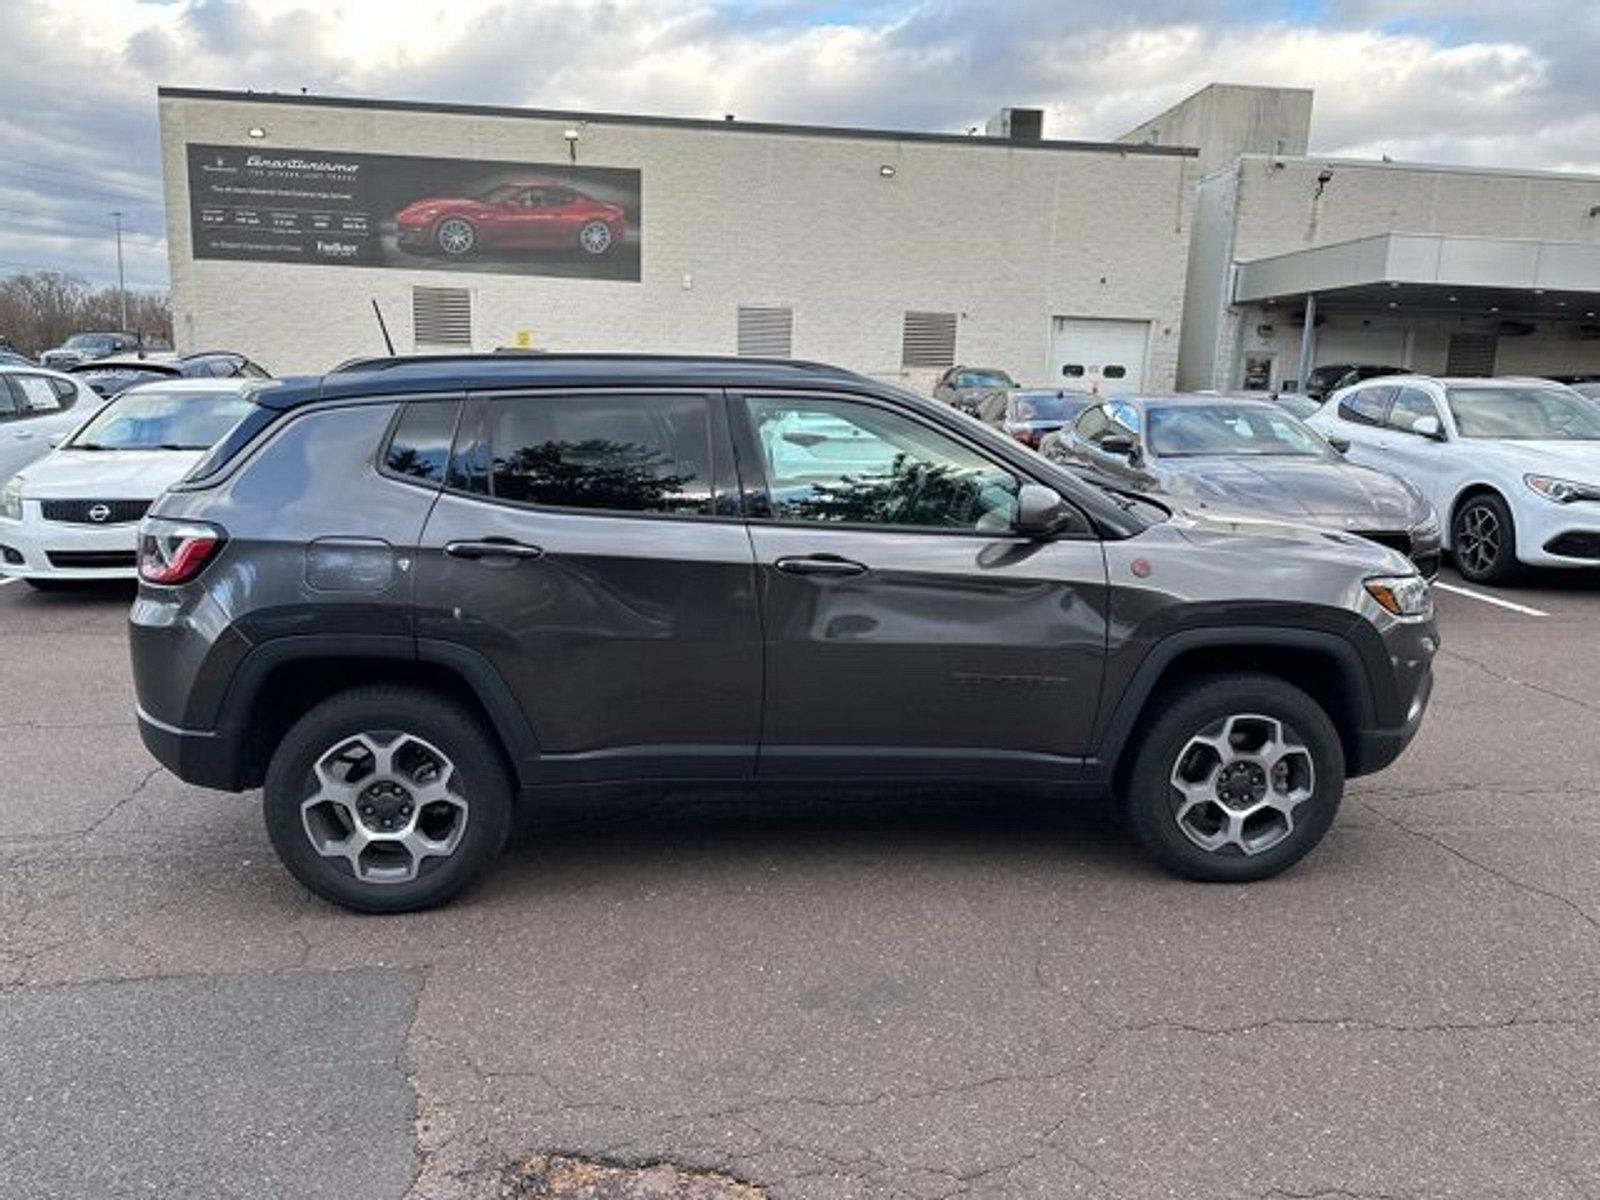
[[1, 569, 1597, 1199]]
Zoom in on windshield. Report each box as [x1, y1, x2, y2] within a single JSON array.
[[1010, 392, 1091, 422], [1147, 404, 1329, 458], [957, 370, 1016, 390], [68, 388, 255, 451], [1445, 386, 1600, 440], [474, 183, 522, 203], [64, 334, 115, 351]]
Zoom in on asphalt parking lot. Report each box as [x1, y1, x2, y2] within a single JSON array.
[[2, 569, 1598, 1200]]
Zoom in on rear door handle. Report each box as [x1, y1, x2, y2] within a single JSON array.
[[444, 539, 545, 562], [774, 554, 867, 578]]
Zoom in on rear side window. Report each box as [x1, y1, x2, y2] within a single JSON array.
[[384, 400, 461, 485], [481, 394, 715, 516], [12, 374, 62, 412], [1338, 386, 1394, 427], [0, 380, 20, 420]]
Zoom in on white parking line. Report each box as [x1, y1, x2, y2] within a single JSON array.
[[1434, 581, 1549, 617]]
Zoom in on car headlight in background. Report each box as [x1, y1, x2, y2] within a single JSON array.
[[1524, 474, 1600, 504], [1365, 574, 1433, 619], [1410, 510, 1441, 540], [1, 479, 22, 522]]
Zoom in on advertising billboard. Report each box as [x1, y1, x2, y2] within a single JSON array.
[[186, 143, 641, 281]]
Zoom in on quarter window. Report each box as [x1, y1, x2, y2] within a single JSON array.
[[743, 397, 1020, 532], [1337, 386, 1394, 427], [484, 394, 715, 516], [385, 400, 462, 484]]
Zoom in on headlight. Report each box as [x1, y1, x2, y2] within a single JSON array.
[[1365, 574, 1433, 619], [1524, 474, 1600, 504], [1411, 509, 1441, 539], [1, 479, 21, 521]]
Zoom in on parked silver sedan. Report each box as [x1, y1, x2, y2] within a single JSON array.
[[1042, 393, 1441, 576]]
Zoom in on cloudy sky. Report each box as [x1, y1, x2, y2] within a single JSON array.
[[3, 0, 1597, 291]]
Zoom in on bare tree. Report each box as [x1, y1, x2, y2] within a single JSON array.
[[0, 271, 172, 357]]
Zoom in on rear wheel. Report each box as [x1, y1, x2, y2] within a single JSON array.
[[263, 686, 513, 913], [1452, 491, 1519, 585], [1122, 674, 1344, 882]]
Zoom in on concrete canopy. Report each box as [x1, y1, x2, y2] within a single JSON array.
[[1235, 233, 1600, 317]]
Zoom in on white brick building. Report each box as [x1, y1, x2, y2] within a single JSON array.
[[158, 89, 1197, 390]]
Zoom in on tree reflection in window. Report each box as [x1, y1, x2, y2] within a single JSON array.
[[492, 437, 701, 513], [771, 453, 1018, 531]]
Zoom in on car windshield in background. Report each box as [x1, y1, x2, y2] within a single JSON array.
[[64, 334, 117, 352], [1010, 393, 1087, 422], [1148, 404, 1329, 458], [958, 370, 1015, 389], [68, 388, 255, 451], [1445, 386, 1600, 440]]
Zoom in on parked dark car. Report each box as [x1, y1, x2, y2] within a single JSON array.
[[70, 351, 270, 399], [394, 183, 627, 258], [1302, 364, 1412, 401], [932, 366, 1019, 415], [40, 331, 142, 370], [1044, 394, 1441, 577], [0, 349, 36, 368], [976, 388, 1097, 448], [130, 355, 1436, 912]]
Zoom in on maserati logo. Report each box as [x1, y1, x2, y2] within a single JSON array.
[[87, 504, 111, 523]]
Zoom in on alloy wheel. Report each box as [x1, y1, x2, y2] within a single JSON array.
[[300, 731, 469, 884], [1455, 502, 1501, 577], [1169, 713, 1316, 856], [579, 220, 613, 254], [436, 218, 475, 255]]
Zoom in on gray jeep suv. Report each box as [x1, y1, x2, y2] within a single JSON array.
[[130, 356, 1437, 912]]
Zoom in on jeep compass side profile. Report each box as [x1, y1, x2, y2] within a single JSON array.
[[130, 356, 1436, 912]]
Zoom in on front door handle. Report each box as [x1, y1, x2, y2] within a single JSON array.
[[774, 554, 867, 578], [444, 538, 545, 562]]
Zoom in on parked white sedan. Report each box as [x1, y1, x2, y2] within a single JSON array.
[[1308, 375, 1600, 584], [0, 364, 104, 485], [0, 379, 256, 588]]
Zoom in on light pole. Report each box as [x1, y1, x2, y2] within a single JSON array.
[[111, 210, 128, 332]]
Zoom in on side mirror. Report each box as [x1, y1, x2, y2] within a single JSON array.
[[1328, 436, 1351, 455], [1014, 482, 1072, 538], [1412, 415, 1444, 440]]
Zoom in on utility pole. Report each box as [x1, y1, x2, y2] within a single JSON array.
[[111, 211, 128, 332]]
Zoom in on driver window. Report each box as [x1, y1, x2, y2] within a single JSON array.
[[1388, 387, 1442, 435], [744, 396, 1020, 532]]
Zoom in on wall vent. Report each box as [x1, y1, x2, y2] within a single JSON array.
[[736, 306, 794, 358], [901, 311, 958, 369], [412, 286, 472, 348]]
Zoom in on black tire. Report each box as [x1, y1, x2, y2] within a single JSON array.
[[264, 685, 514, 913], [1451, 491, 1519, 585], [1122, 673, 1345, 883]]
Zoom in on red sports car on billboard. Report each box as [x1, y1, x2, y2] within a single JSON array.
[[394, 183, 628, 258]]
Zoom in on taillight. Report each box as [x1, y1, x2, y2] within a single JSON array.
[[1013, 429, 1040, 448], [137, 518, 225, 585]]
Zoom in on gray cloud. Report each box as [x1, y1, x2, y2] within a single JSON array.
[[0, 0, 1596, 290]]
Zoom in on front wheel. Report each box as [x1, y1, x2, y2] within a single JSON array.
[[264, 686, 514, 913], [1452, 492, 1519, 585], [578, 219, 614, 255], [1122, 674, 1344, 882], [434, 217, 477, 257]]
